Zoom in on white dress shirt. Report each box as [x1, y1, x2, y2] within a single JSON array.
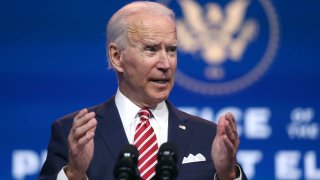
[[115, 89, 169, 146]]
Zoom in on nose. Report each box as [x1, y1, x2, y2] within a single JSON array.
[[156, 50, 171, 71]]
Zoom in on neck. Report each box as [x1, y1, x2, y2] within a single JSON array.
[[118, 87, 159, 108]]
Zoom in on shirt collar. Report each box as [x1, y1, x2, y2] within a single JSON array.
[[115, 89, 168, 129]]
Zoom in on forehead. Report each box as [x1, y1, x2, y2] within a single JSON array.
[[127, 14, 177, 44]]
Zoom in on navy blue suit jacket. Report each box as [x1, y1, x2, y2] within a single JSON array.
[[40, 97, 246, 179]]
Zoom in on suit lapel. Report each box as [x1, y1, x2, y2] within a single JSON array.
[[95, 97, 129, 160], [166, 101, 194, 170]]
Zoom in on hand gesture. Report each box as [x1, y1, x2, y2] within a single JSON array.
[[211, 112, 239, 180], [66, 108, 97, 179]]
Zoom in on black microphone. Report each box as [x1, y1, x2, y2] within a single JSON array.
[[113, 144, 140, 180], [156, 142, 178, 180]]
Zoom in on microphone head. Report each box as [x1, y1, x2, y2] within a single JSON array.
[[158, 142, 178, 163], [156, 142, 178, 179], [118, 144, 139, 164], [113, 144, 139, 180]]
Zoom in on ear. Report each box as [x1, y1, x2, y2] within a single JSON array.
[[108, 43, 124, 72]]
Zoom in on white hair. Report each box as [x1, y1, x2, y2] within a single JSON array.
[[106, 1, 175, 68]]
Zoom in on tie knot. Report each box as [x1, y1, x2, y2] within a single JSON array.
[[138, 108, 151, 122]]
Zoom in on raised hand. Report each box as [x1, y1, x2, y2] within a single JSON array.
[[66, 108, 97, 180], [211, 112, 240, 180]]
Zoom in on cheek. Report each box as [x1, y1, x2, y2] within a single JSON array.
[[170, 58, 177, 71], [121, 54, 141, 76], [126, 62, 151, 85]]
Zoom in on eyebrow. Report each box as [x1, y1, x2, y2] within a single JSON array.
[[142, 40, 178, 46]]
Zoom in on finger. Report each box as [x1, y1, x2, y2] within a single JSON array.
[[217, 116, 227, 136], [225, 120, 236, 143], [77, 125, 96, 148], [74, 108, 88, 121], [74, 112, 96, 129], [73, 118, 97, 141], [88, 118, 97, 133], [222, 134, 236, 155], [225, 113, 236, 129], [225, 112, 235, 122], [225, 113, 238, 135], [222, 136, 237, 164]]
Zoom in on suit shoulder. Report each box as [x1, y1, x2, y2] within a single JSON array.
[[175, 107, 216, 129], [53, 102, 106, 128]]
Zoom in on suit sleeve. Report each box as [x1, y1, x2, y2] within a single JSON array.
[[39, 120, 70, 180], [213, 164, 247, 180]]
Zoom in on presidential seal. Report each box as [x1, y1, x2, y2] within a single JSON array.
[[162, 0, 280, 95]]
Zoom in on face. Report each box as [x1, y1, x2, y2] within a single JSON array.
[[112, 14, 178, 107]]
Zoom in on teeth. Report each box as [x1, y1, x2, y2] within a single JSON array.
[[154, 80, 167, 84]]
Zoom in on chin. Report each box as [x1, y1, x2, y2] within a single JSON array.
[[154, 91, 170, 102], [144, 86, 172, 104]]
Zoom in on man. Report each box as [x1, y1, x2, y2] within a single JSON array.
[[40, 1, 247, 180]]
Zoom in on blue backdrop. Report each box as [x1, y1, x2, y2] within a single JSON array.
[[1, 0, 319, 179]]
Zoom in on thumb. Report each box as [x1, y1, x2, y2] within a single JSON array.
[[217, 115, 226, 136]]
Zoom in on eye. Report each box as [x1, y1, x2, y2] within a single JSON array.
[[167, 46, 177, 56], [167, 46, 177, 53], [145, 45, 157, 52]]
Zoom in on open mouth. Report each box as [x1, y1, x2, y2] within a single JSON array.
[[152, 80, 169, 84], [150, 78, 170, 85]]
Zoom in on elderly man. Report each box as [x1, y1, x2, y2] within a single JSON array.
[[40, 1, 246, 180]]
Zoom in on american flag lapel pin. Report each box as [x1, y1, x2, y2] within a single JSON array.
[[179, 125, 186, 130]]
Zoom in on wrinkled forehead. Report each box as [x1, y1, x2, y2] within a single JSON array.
[[126, 13, 178, 45]]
